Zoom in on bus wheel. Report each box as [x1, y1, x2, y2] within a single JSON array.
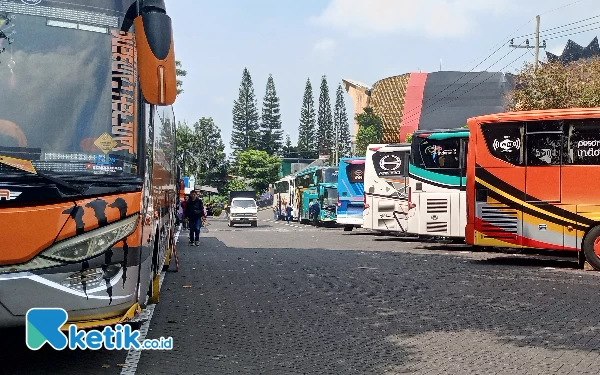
[[344, 225, 353, 232], [582, 226, 600, 270]]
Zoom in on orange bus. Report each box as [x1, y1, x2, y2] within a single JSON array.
[[0, 0, 178, 328], [466, 108, 600, 270]]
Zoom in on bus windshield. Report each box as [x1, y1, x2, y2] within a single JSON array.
[[320, 168, 338, 184], [275, 181, 290, 193], [0, 0, 138, 183], [412, 137, 460, 169], [323, 187, 337, 206]]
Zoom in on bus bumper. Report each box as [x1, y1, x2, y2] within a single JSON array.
[[0, 262, 139, 328], [336, 217, 363, 226]]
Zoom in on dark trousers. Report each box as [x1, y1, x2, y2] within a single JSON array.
[[189, 217, 201, 242], [286, 213, 291, 223]]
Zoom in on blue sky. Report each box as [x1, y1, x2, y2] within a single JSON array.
[[168, 0, 600, 154]]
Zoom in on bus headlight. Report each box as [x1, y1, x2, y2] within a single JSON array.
[[41, 215, 139, 263]]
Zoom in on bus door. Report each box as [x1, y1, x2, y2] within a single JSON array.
[[524, 121, 566, 247], [525, 122, 563, 202]]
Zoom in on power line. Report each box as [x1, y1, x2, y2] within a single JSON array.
[[515, 18, 600, 40], [545, 24, 600, 40], [514, 14, 600, 39], [540, 0, 589, 15]]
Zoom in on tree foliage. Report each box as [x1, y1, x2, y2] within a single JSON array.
[[297, 78, 317, 159], [176, 121, 198, 176], [317, 75, 334, 159], [259, 74, 283, 155], [334, 83, 351, 159], [231, 68, 260, 154], [355, 107, 383, 156], [404, 132, 413, 143], [193, 118, 228, 191], [508, 57, 600, 111], [235, 150, 281, 194], [225, 178, 248, 193], [282, 134, 298, 158], [176, 119, 228, 191], [176, 61, 187, 96]]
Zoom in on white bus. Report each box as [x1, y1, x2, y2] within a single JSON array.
[[363, 143, 412, 234], [406, 129, 469, 239], [273, 176, 296, 220]]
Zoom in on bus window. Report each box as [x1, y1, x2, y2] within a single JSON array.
[[415, 138, 460, 169], [526, 121, 563, 166], [346, 164, 364, 183], [481, 122, 524, 165], [566, 119, 600, 165], [373, 151, 407, 177]]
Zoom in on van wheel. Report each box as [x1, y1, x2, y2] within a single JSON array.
[[344, 225, 353, 232], [582, 225, 600, 270]]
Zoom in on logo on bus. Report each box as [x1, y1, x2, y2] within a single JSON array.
[[379, 155, 402, 171], [21, 0, 42, 5], [0, 189, 21, 201], [493, 137, 521, 153]]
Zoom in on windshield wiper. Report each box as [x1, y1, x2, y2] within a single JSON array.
[[35, 171, 86, 195]]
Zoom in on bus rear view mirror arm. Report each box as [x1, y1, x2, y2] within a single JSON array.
[[134, 0, 177, 105]]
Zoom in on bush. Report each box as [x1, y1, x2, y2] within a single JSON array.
[[212, 206, 223, 217]]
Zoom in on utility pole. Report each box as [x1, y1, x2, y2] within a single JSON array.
[[510, 15, 546, 69], [534, 15, 540, 71]]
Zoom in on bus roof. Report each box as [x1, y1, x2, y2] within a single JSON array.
[[341, 158, 366, 165], [467, 107, 600, 124], [414, 128, 469, 140]]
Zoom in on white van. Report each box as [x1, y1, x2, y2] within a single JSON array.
[[229, 198, 258, 227]]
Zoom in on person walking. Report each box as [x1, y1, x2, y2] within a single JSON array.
[[285, 204, 293, 223], [181, 194, 189, 229], [184, 190, 205, 246], [311, 199, 321, 226]]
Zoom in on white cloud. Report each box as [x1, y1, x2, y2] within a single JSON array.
[[313, 37, 336, 53], [311, 0, 509, 38]]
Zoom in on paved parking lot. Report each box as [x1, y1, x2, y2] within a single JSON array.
[[4, 210, 600, 374]]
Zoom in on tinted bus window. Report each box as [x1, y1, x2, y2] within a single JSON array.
[[413, 138, 460, 169], [346, 164, 365, 183], [567, 120, 600, 165], [372, 151, 407, 177], [527, 132, 563, 166], [481, 122, 523, 165]]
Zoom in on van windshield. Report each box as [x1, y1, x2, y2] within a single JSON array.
[[232, 200, 256, 208]]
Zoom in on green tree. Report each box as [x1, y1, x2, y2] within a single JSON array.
[[176, 60, 187, 96], [225, 178, 247, 193], [282, 134, 298, 158], [231, 68, 260, 153], [317, 75, 334, 160], [508, 57, 600, 110], [405, 132, 414, 143], [193, 117, 228, 191], [354, 107, 383, 156], [297, 78, 317, 159], [334, 83, 351, 159], [176, 121, 198, 176], [259, 74, 283, 155], [235, 150, 281, 194]]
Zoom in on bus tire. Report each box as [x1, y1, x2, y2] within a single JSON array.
[[582, 225, 600, 271], [251, 221, 257, 227], [344, 225, 353, 232]]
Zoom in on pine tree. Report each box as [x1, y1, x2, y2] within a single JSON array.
[[334, 83, 351, 158], [297, 78, 317, 159], [231, 68, 260, 153], [283, 134, 293, 157], [259, 74, 283, 155], [317, 75, 334, 161]]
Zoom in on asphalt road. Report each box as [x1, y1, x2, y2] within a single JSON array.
[[4, 210, 600, 374]]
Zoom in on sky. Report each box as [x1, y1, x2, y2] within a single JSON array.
[[167, 0, 600, 155]]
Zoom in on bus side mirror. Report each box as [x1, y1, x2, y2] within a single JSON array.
[[134, 0, 177, 105]]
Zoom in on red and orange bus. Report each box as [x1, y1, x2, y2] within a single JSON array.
[[0, 0, 178, 328], [466, 108, 600, 270]]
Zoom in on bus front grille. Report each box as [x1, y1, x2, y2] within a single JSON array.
[[427, 221, 448, 233], [427, 198, 448, 213], [480, 205, 518, 239]]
